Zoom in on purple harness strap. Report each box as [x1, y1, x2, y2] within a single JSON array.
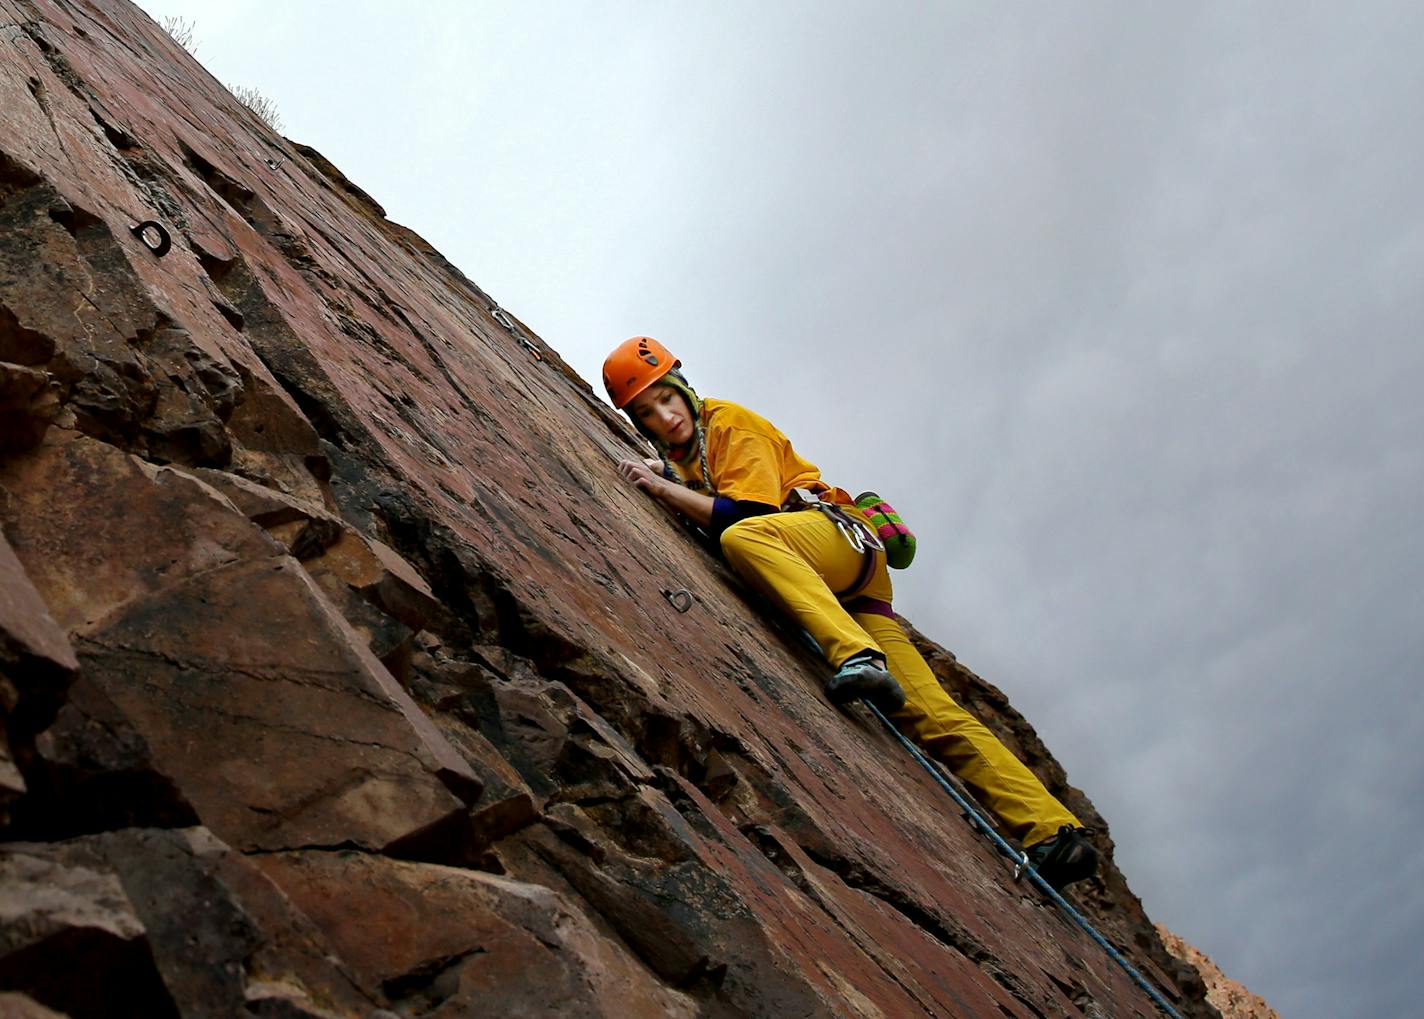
[[843, 596, 895, 619]]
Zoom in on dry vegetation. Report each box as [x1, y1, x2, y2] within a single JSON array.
[[160, 15, 282, 132], [229, 84, 283, 132], [160, 14, 197, 53]]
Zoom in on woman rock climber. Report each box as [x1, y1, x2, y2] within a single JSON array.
[[603, 335, 1098, 890]]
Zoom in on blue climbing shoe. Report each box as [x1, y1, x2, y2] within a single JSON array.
[[1027, 826, 1099, 890], [826, 652, 906, 712]]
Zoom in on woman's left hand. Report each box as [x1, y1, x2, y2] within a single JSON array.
[[615, 458, 714, 528], [617, 458, 665, 495]]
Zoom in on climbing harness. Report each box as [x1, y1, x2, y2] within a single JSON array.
[[860, 699, 1186, 1019], [662, 588, 695, 613], [783, 487, 883, 596], [783, 488, 884, 555], [488, 302, 543, 363], [130, 220, 171, 257]]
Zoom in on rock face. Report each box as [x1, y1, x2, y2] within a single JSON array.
[[0, 1, 1237, 1016], [1157, 928, 1279, 1019]]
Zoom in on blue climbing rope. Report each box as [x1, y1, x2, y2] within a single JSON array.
[[860, 701, 1185, 1019]]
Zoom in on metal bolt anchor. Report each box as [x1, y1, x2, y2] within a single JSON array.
[[130, 220, 171, 256], [662, 588, 695, 613]]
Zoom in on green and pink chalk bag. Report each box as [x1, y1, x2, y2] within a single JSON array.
[[855, 492, 917, 569]]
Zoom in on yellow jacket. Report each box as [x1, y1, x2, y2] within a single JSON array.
[[680, 399, 855, 508]]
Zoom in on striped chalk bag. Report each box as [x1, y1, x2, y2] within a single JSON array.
[[854, 492, 916, 569]]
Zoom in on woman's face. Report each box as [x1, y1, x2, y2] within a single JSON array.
[[629, 384, 694, 446]]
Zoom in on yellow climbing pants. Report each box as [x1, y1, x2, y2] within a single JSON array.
[[720, 509, 1081, 847]]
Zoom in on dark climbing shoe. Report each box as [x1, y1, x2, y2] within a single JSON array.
[[1027, 826, 1099, 890], [826, 653, 907, 712]]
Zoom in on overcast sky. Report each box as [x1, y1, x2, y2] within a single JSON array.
[[135, 3, 1423, 1015]]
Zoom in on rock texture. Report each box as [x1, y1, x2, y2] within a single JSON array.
[[1157, 928, 1279, 1019], [0, 1, 1253, 1016]]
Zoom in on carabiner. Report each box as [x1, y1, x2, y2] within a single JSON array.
[[489, 304, 516, 330], [836, 518, 865, 553]]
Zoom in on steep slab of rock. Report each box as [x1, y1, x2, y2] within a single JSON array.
[[0, 2, 1217, 1016]]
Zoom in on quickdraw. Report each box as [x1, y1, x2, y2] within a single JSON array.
[[488, 303, 543, 363], [782, 487, 884, 555]]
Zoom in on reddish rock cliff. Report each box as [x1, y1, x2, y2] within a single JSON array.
[[1, 1, 1230, 1016], [1158, 928, 1278, 1019]]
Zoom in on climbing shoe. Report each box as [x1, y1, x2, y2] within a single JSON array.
[[1026, 826, 1099, 890], [825, 652, 907, 712]]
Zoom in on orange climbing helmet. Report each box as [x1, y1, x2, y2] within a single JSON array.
[[602, 336, 680, 409]]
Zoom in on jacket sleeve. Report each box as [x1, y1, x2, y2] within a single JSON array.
[[708, 496, 778, 540]]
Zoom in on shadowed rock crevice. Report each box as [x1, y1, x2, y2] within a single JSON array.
[[177, 139, 285, 243], [0, 361, 61, 452], [0, 150, 44, 193], [45, 198, 104, 238], [6, 674, 202, 841], [187, 247, 245, 325], [515, 826, 737, 1000], [89, 106, 139, 153], [380, 948, 489, 1012], [24, 74, 53, 123], [193, 254, 359, 459], [1044, 969, 1109, 1018], [19, 20, 95, 103], [0, 926, 183, 1019]]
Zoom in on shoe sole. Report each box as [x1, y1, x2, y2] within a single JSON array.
[[1034, 846, 1098, 890], [827, 670, 906, 712]]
